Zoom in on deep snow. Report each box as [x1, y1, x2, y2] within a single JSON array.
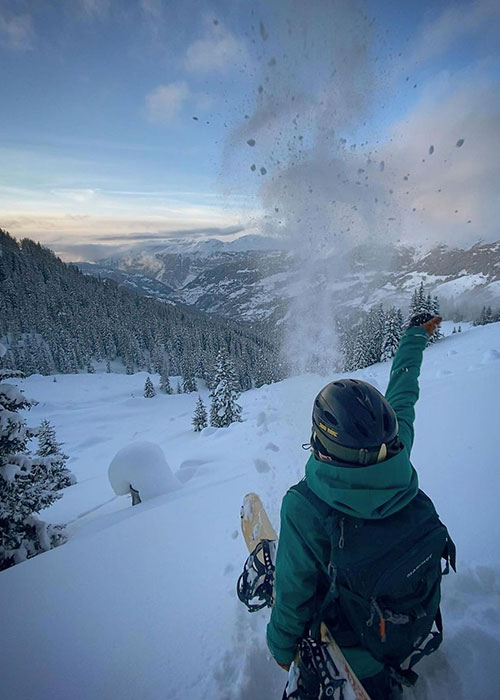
[[1, 323, 500, 699]]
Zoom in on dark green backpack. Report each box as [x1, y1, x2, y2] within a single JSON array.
[[291, 479, 456, 686]]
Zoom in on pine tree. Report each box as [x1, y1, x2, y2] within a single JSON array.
[[144, 376, 156, 398], [0, 364, 65, 570], [181, 360, 197, 393], [36, 419, 76, 490], [209, 350, 243, 428], [428, 295, 442, 343], [381, 307, 403, 361], [192, 396, 208, 432], [160, 366, 173, 394], [408, 281, 428, 319], [176, 380, 182, 394]]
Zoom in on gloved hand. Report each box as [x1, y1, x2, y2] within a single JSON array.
[[421, 315, 442, 336], [408, 313, 442, 336]]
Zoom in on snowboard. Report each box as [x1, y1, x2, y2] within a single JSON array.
[[239, 492, 371, 700]]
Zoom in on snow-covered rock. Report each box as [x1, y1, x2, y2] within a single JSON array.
[[108, 441, 180, 501]]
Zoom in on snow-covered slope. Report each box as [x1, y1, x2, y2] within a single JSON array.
[[1, 324, 500, 699]]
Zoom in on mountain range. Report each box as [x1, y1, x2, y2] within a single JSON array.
[[76, 236, 500, 326]]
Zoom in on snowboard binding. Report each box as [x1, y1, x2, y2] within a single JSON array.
[[285, 637, 348, 700], [237, 539, 276, 612]]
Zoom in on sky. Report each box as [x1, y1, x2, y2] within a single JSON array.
[[1, 0, 499, 261]]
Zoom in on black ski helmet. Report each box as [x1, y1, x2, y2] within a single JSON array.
[[312, 379, 398, 466]]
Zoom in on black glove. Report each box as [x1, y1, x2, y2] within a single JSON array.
[[408, 312, 433, 328]]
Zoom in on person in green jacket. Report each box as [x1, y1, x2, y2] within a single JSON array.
[[266, 314, 442, 699]]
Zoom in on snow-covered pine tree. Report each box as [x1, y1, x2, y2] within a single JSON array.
[[36, 419, 76, 489], [476, 306, 494, 326], [428, 294, 442, 343], [0, 362, 65, 570], [176, 380, 182, 394], [160, 365, 173, 394], [381, 306, 403, 361], [144, 376, 156, 398], [181, 360, 197, 393], [209, 349, 243, 428], [365, 304, 385, 364], [408, 281, 428, 319], [192, 396, 208, 432]]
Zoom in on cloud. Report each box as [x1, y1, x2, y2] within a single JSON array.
[[145, 82, 190, 124], [96, 226, 245, 242], [51, 188, 97, 203], [0, 10, 33, 50], [408, 0, 500, 66], [140, 0, 163, 20], [378, 68, 500, 247], [79, 0, 110, 19], [184, 19, 247, 74]]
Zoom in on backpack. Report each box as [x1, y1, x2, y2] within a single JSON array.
[[290, 479, 456, 686]]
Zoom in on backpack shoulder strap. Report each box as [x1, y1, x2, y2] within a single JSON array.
[[289, 478, 333, 520]]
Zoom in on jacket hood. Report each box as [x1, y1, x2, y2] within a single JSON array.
[[305, 448, 419, 519]]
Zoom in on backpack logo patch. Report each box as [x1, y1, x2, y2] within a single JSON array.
[[406, 552, 433, 578]]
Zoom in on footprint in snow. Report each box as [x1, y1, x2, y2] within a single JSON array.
[[436, 369, 452, 377], [481, 349, 500, 363], [265, 442, 280, 452], [254, 458, 271, 473]]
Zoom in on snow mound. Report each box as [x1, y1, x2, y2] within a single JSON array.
[[108, 441, 180, 501]]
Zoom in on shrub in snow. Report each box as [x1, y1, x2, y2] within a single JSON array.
[[36, 419, 76, 489], [144, 376, 156, 398], [0, 370, 65, 570], [192, 396, 208, 432], [209, 350, 242, 428], [108, 441, 180, 504]]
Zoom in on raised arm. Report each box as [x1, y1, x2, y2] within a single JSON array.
[[385, 316, 441, 454]]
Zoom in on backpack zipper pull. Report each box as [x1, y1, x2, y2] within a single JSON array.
[[370, 598, 387, 642], [338, 518, 345, 549]]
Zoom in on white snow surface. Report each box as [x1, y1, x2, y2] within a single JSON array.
[[1, 324, 500, 699], [108, 441, 180, 499]]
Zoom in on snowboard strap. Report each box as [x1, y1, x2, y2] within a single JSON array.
[[285, 636, 348, 700], [237, 539, 276, 612]]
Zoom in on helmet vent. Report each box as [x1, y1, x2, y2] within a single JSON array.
[[383, 409, 392, 432], [324, 410, 338, 426], [333, 381, 345, 388], [354, 420, 369, 438]]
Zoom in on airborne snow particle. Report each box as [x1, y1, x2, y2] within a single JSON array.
[[260, 167, 267, 175], [250, 164, 256, 171], [259, 21, 268, 41], [456, 138, 465, 147], [379, 161, 385, 171], [258, 85, 263, 94], [268, 57, 276, 66], [429, 145, 434, 155], [192, 116, 198, 120], [247, 139, 256, 147]]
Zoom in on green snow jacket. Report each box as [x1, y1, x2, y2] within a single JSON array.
[[266, 326, 430, 678]]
